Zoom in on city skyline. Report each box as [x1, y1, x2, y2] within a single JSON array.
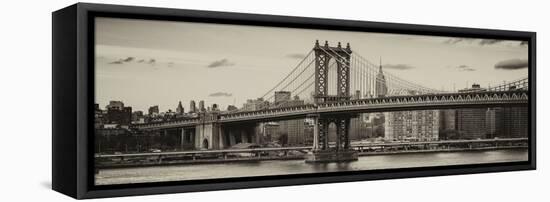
[[95, 17, 528, 112]]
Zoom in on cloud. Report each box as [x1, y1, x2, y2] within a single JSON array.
[[108, 57, 138, 64], [109, 59, 124, 64], [108, 57, 161, 67], [455, 64, 476, 71], [114, 57, 172, 67], [444, 38, 504, 46], [444, 38, 475, 44], [209, 92, 233, 97], [286, 53, 306, 59], [494, 59, 528, 70], [383, 64, 415, 70], [207, 59, 234, 68], [520, 41, 528, 46], [122, 57, 134, 62], [479, 39, 503, 45]]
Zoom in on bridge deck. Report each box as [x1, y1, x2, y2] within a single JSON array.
[[133, 90, 528, 130]]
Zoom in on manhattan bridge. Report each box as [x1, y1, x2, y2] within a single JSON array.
[[131, 40, 529, 162]]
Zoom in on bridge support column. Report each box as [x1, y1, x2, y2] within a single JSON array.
[[306, 114, 357, 163], [218, 125, 226, 149], [254, 124, 262, 144], [228, 131, 236, 146], [311, 115, 320, 151], [240, 129, 248, 143], [184, 128, 189, 151], [335, 118, 350, 151], [195, 122, 222, 150], [319, 118, 329, 150]]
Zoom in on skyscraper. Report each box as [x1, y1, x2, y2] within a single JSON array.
[[375, 59, 388, 98], [274, 91, 291, 105], [106, 101, 124, 110], [271, 94, 307, 145], [482, 107, 528, 139], [384, 110, 439, 141], [498, 107, 528, 138], [199, 100, 205, 112], [176, 101, 184, 114], [439, 109, 457, 139], [189, 100, 196, 113], [105, 101, 132, 125], [277, 119, 306, 146], [243, 98, 270, 111], [148, 105, 159, 116], [374, 61, 389, 140], [349, 115, 369, 141], [212, 103, 219, 111], [456, 108, 487, 139], [455, 85, 490, 139], [261, 122, 280, 143], [485, 108, 497, 138]]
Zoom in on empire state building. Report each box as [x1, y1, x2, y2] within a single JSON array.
[[375, 59, 388, 98]]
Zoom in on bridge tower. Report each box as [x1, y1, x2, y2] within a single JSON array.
[[313, 40, 352, 103], [307, 40, 358, 163]]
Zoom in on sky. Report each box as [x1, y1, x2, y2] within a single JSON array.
[[95, 17, 528, 112]]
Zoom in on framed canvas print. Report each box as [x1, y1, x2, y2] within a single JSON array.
[[52, 3, 536, 199]]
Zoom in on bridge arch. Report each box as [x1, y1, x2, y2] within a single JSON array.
[[327, 121, 338, 143], [202, 139, 209, 149], [327, 58, 339, 96]]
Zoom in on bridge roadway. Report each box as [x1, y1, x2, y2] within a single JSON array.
[[95, 138, 528, 159], [134, 90, 528, 130]]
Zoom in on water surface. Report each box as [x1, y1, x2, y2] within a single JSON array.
[[96, 149, 527, 185]]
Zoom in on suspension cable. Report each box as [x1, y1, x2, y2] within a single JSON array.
[[260, 50, 314, 99]]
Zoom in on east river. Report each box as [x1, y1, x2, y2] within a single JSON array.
[[95, 149, 527, 185]]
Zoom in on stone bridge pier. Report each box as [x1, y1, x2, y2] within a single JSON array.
[[306, 113, 358, 163], [194, 112, 261, 150]]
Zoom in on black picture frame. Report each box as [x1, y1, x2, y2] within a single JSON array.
[[52, 3, 536, 199]]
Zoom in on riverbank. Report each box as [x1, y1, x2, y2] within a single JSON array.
[[97, 146, 527, 169], [95, 148, 528, 185]]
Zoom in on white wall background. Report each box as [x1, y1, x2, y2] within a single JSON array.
[[0, 0, 546, 201]]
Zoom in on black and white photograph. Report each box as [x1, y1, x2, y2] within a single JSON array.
[[93, 17, 530, 185]]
